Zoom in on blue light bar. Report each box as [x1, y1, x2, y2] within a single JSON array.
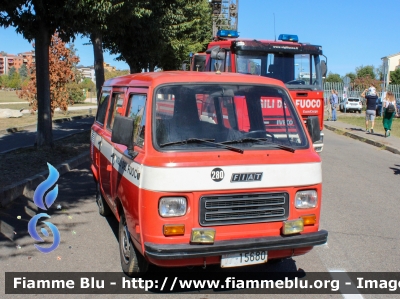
[[217, 30, 239, 38], [278, 34, 299, 42]]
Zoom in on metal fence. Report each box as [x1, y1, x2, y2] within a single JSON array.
[[323, 82, 400, 101]]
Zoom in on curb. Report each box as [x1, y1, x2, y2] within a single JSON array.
[[324, 124, 400, 155], [0, 152, 90, 209], [0, 128, 92, 155], [0, 114, 94, 135]]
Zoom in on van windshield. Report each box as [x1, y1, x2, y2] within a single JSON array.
[[154, 84, 309, 151]]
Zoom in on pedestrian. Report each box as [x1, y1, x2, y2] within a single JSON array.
[[325, 96, 332, 121], [361, 86, 378, 133], [330, 89, 338, 121], [382, 91, 398, 137]]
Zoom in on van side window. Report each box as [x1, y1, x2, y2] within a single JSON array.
[[127, 94, 147, 147], [107, 93, 124, 130], [96, 92, 110, 125]]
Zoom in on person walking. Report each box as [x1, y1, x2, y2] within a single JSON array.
[[330, 90, 338, 121], [325, 96, 332, 121], [382, 91, 398, 137], [361, 86, 378, 133]]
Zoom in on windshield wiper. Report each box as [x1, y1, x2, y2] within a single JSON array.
[[221, 137, 295, 153], [160, 138, 243, 154]]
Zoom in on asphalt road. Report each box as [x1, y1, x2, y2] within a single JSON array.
[[0, 116, 95, 153], [1, 129, 399, 298]]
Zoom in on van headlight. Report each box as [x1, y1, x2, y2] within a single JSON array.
[[159, 197, 187, 217], [295, 190, 317, 208]]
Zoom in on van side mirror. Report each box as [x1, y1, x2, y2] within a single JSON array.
[[321, 60, 327, 78], [210, 46, 225, 60], [306, 116, 321, 143], [111, 115, 138, 158]]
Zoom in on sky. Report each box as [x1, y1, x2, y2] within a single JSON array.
[[0, 0, 399, 76]]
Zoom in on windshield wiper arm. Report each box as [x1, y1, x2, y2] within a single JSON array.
[[222, 137, 295, 153], [160, 138, 244, 154]]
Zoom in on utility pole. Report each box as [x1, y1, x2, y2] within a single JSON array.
[[209, 0, 238, 37]]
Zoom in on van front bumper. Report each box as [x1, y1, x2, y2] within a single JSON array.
[[144, 230, 328, 260]]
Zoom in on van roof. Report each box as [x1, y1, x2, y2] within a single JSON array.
[[103, 71, 286, 88]]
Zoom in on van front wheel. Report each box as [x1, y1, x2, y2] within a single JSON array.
[[119, 214, 149, 275]]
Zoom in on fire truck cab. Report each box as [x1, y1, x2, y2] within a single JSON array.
[[192, 30, 327, 152], [91, 71, 327, 275]]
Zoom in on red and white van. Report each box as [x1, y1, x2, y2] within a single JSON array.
[[90, 71, 327, 275]]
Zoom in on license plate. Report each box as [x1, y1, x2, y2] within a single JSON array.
[[221, 251, 268, 268]]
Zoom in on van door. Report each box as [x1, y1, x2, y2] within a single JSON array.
[[99, 89, 126, 205], [112, 89, 147, 243]]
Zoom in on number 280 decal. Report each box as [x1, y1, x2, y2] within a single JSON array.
[[211, 168, 224, 182]]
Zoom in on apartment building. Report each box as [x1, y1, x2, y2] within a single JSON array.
[[76, 65, 96, 83], [0, 51, 35, 75], [381, 52, 400, 83]]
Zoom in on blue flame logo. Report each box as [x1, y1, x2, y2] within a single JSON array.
[[28, 163, 61, 253]]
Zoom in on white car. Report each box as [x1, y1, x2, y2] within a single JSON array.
[[339, 97, 362, 113]]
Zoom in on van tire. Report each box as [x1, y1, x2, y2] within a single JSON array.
[[96, 182, 111, 216], [119, 213, 149, 275]]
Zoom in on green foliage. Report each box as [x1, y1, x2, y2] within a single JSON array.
[[389, 68, 400, 85], [345, 72, 356, 82], [8, 71, 21, 89], [355, 65, 376, 79], [104, 69, 130, 80], [325, 72, 342, 83], [0, 74, 9, 88], [8, 66, 16, 78], [66, 81, 85, 104], [79, 77, 95, 92], [19, 64, 28, 78], [103, 0, 212, 72]]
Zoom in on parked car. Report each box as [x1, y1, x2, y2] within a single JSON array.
[[339, 97, 362, 113], [376, 98, 383, 116]]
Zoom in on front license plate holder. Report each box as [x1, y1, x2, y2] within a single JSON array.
[[221, 251, 268, 268]]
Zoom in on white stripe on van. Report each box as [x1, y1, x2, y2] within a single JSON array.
[[92, 131, 321, 192]]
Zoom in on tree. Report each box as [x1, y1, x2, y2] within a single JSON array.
[[103, 0, 212, 73], [19, 64, 28, 79], [0, 74, 9, 88], [389, 68, 400, 85], [73, 0, 126, 99], [355, 65, 376, 79], [0, 0, 82, 147], [325, 72, 342, 83], [8, 70, 21, 89], [8, 66, 17, 77], [104, 69, 130, 80], [80, 77, 96, 91], [353, 75, 381, 92], [344, 72, 356, 83], [18, 33, 80, 114]]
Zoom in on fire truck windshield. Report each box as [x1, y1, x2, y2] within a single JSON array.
[[154, 83, 309, 151], [236, 53, 322, 90]]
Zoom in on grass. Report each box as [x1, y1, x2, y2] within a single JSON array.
[[336, 115, 400, 138], [0, 90, 24, 103], [0, 109, 97, 131]]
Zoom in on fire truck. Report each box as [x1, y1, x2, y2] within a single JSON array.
[[190, 30, 327, 152]]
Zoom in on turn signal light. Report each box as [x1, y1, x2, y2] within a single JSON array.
[[301, 215, 316, 226], [163, 224, 185, 236]]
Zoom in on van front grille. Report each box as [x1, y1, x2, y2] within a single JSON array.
[[199, 192, 289, 226]]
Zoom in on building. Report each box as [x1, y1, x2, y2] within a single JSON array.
[[0, 51, 35, 75], [381, 52, 400, 84], [76, 65, 96, 83], [103, 62, 116, 72]]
